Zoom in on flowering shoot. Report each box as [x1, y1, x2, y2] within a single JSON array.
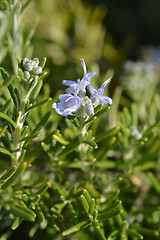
[[52, 59, 112, 117]]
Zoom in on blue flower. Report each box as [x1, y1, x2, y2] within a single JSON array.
[[62, 58, 96, 95], [52, 59, 112, 117], [52, 90, 81, 116], [89, 77, 113, 106]]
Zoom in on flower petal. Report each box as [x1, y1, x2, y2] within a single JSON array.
[[52, 93, 81, 116], [80, 58, 87, 75], [100, 96, 113, 105], [101, 77, 112, 89], [87, 72, 96, 79], [62, 80, 77, 86], [52, 103, 56, 109], [88, 85, 96, 96]]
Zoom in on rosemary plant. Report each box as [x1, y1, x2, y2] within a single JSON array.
[[0, 1, 160, 240]]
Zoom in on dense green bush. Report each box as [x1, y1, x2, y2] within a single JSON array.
[[0, 1, 160, 239]]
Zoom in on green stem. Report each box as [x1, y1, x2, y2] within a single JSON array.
[[78, 117, 86, 162]]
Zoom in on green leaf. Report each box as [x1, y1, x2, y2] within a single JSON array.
[[34, 182, 49, 196], [0, 122, 9, 137], [22, 0, 33, 13], [62, 220, 90, 236], [18, 68, 24, 80], [26, 98, 52, 112], [35, 205, 45, 222], [21, 125, 28, 139], [0, 147, 15, 158], [66, 115, 79, 128], [96, 160, 117, 169], [0, 67, 9, 80], [41, 142, 53, 159], [24, 144, 42, 163], [148, 172, 160, 194], [95, 126, 120, 143], [94, 104, 103, 114], [83, 116, 97, 128], [52, 182, 63, 196], [83, 139, 98, 149], [82, 189, 92, 204], [11, 217, 22, 230], [0, 47, 8, 64], [105, 137, 117, 149], [93, 221, 107, 240], [103, 191, 120, 206], [93, 210, 98, 220], [20, 133, 39, 142], [1, 162, 27, 190], [0, 166, 17, 181], [38, 71, 47, 80], [9, 202, 36, 222], [126, 229, 143, 239], [67, 185, 77, 198], [97, 209, 123, 221], [0, 112, 16, 128], [51, 202, 66, 215], [123, 107, 131, 127], [32, 195, 40, 203], [0, 99, 13, 113], [118, 122, 130, 137], [22, 194, 29, 202], [120, 221, 128, 239], [0, 76, 14, 95], [18, 150, 26, 162], [31, 111, 51, 135], [39, 57, 47, 69], [14, 88, 20, 109], [100, 200, 122, 214], [131, 103, 138, 126], [135, 162, 157, 171], [79, 194, 89, 214], [7, 84, 16, 104], [89, 198, 95, 214], [53, 134, 69, 146], [94, 106, 110, 118], [143, 121, 160, 137], [30, 79, 43, 99], [107, 230, 119, 240], [58, 142, 80, 156], [0, 10, 14, 42], [131, 224, 159, 238]]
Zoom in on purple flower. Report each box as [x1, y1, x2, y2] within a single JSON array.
[[89, 77, 113, 106], [52, 91, 81, 116], [62, 59, 96, 95], [52, 59, 113, 118]]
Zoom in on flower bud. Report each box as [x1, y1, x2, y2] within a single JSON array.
[[24, 71, 30, 80], [24, 60, 33, 72], [91, 96, 99, 107], [83, 96, 90, 104], [78, 90, 85, 98], [22, 58, 29, 67], [32, 58, 39, 67], [85, 103, 94, 116], [32, 66, 42, 75]]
